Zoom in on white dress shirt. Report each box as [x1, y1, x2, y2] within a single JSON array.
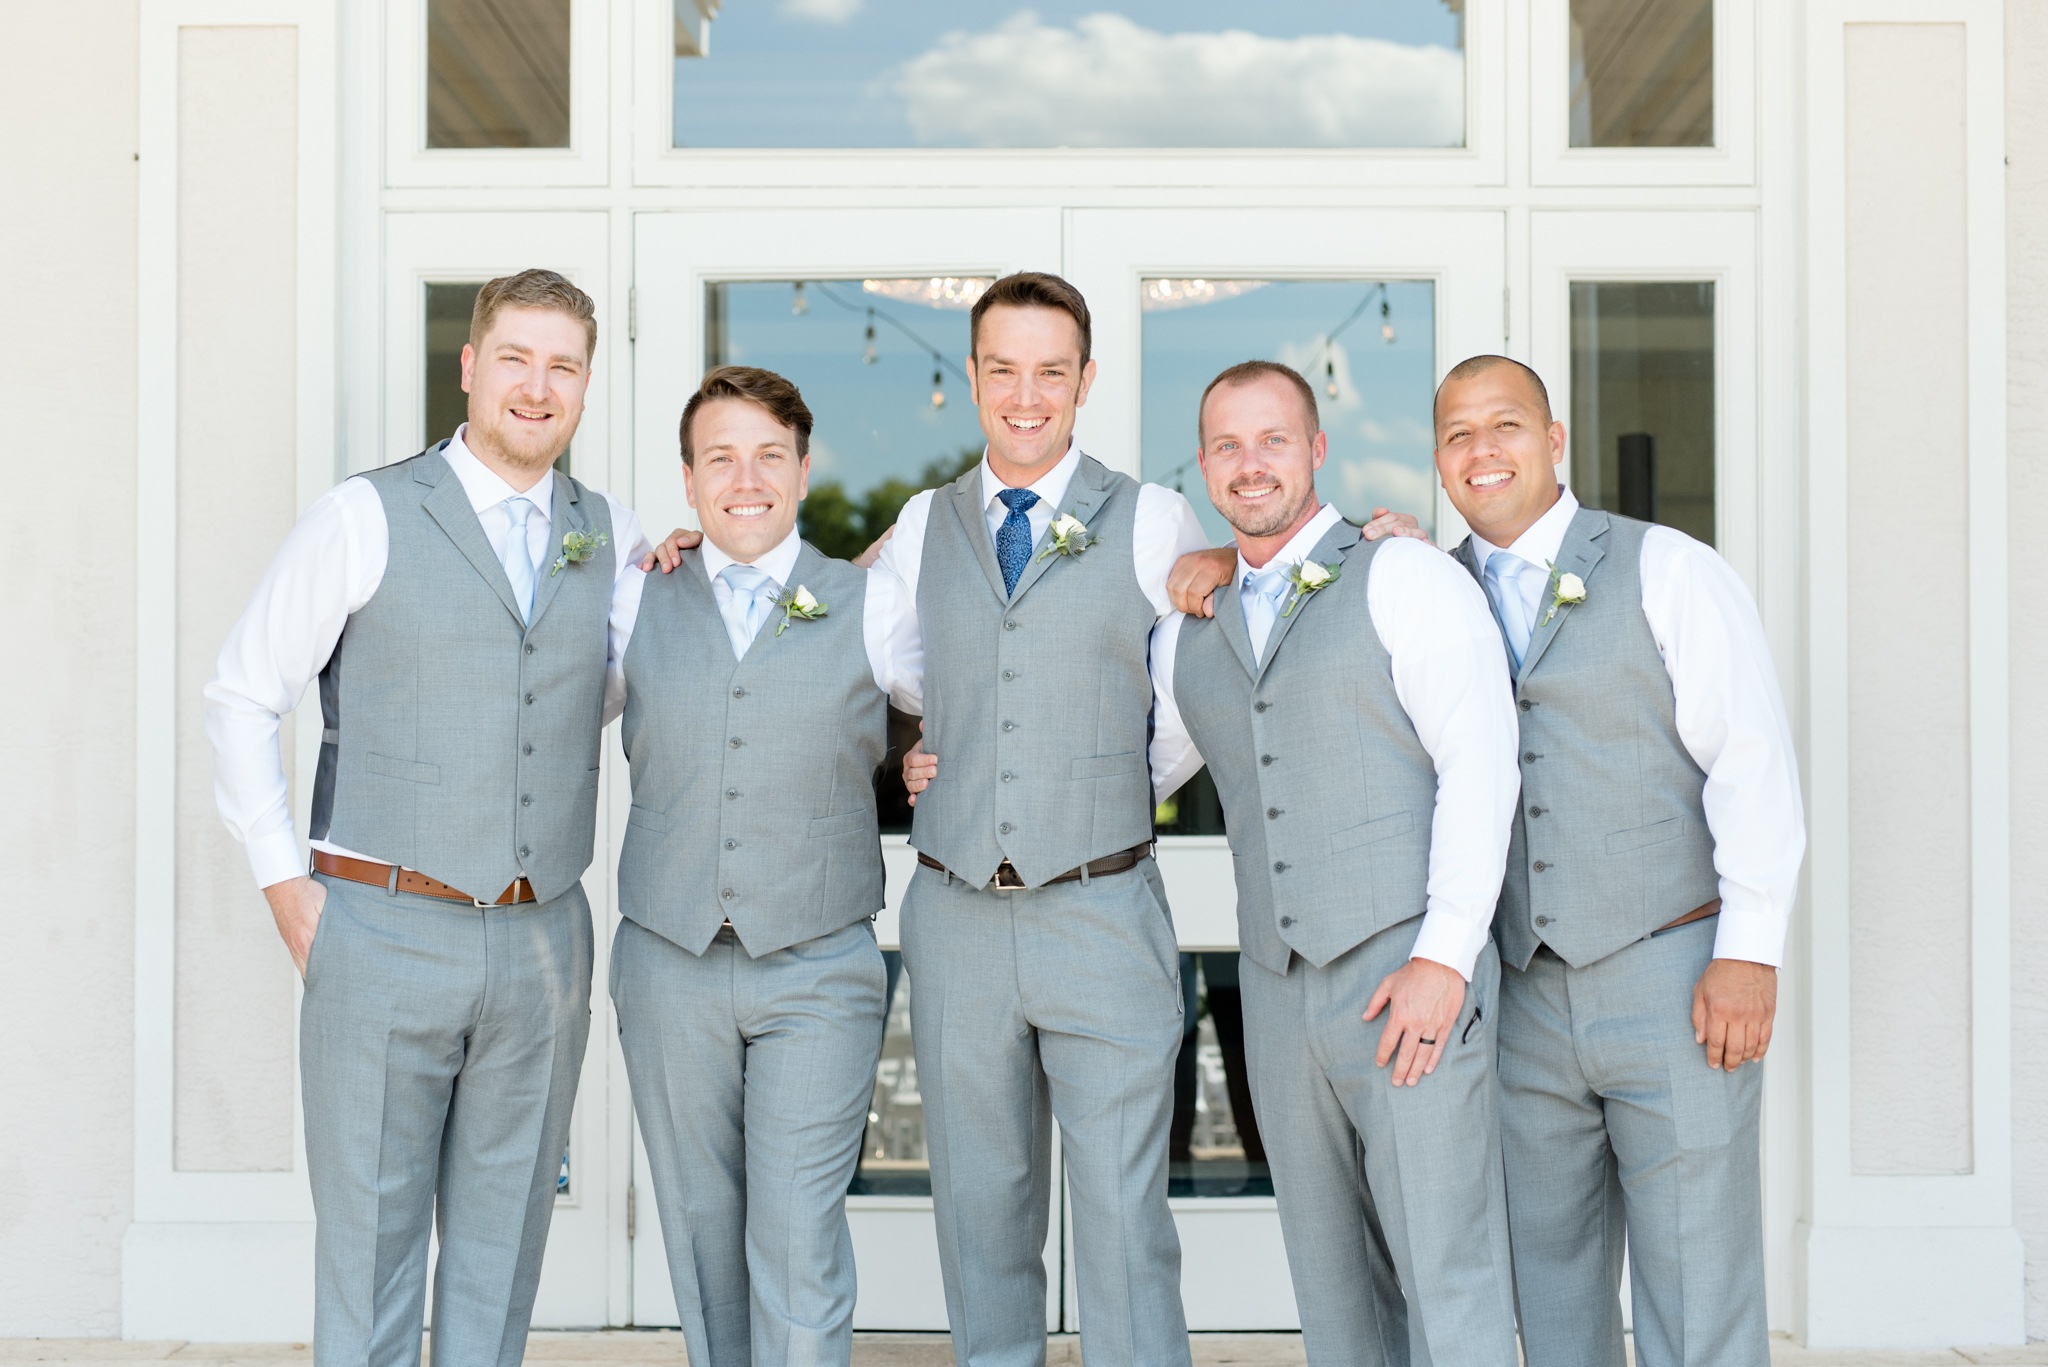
[[205, 426, 653, 890], [1148, 503, 1522, 980], [1468, 486, 1804, 968], [869, 440, 1212, 729], [672, 522, 923, 709]]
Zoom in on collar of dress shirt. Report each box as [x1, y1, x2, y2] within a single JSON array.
[[1234, 501, 1345, 588], [979, 439, 1082, 517], [1468, 484, 1579, 570], [446, 423, 555, 524], [699, 521, 803, 593]]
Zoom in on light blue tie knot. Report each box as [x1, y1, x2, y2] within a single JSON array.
[[1243, 564, 1292, 664], [1485, 549, 1532, 673], [994, 487, 1041, 594], [718, 562, 774, 656], [500, 496, 537, 624]]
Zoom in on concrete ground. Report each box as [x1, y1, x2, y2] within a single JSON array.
[[5, 1333, 2048, 1366]]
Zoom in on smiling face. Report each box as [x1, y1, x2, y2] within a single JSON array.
[[460, 305, 592, 489], [1197, 371, 1327, 559], [1433, 362, 1567, 547], [968, 303, 1097, 486], [684, 397, 810, 562]]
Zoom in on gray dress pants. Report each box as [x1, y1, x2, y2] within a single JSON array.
[[299, 874, 594, 1367], [1241, 930, 1518, 1367], [899, 859, 1192, 1367], [612, 917, 887, 1367], [1497, 914, 1768, 1367]]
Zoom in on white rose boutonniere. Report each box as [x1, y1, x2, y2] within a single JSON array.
[[1540, 565, 1587, 626], [772, 584, 827, 636], [1281, 558, 1340, 617], [1037, 512, 1100, 562]]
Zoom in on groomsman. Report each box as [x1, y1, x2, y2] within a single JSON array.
[[1148, 362, 1522, 1367], [611, 366, 920, 1367], [1434, 356, 1802, 1367], [206, 270, 651, 1367]]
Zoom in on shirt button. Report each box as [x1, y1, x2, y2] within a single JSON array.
[[525, 692, 536, 705], [730, 737, 744, 749], [1534, 915, 1551, 927], [724, 839, 737, 850], [726, 788, 740, 799], [999, 822, 1013, 834], [1533, 861, 1547, 872], [520, 794, 531, 807], [523, 743, 534, 756], [1523, 751, 1538, 763], [524, 643, 535, 655], [1002, 669, 1015, 681], [1266, 808, 1280, 819], [1260, 754, 1274, 766], [1273, 861, 1287, 873], [1254, 701, 1269, 713], [1279, 916, 1295, 928], [733, 687, 747, 698], [722, 888, 735, 901], [1001, 771, 1014, 782], [519, 845, 531, 857]]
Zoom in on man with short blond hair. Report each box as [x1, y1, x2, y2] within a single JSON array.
[[207, 268, 651, 1367]]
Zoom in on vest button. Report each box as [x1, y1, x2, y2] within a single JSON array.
[[733, 687, 747, 698], [722, 888, 735, 901], [730, 737, 743, 748], [1002, 721, 1015, 732], [726, 788, 740, 799], [1001, 771, 1014, 782], [520, 794, 531, 807], [525, 692, 536, 705], [1002, 669, 1015, 681], [1279, 916, 1294, 928], [1523, 751, 1537, 763], [1254, 701, 1268, 712], [1518, 698, 1533, 711], [1260, 754, 1274, 766], [724, 839, 737, 850], [1266, 808, 1280, 819], [1273, 861, 1287, 873], [1534, 915, 1550, 927], [999, 822, 1013, 834], [1533, 861, 1547, 872], [523, 743, 534, 756], [519, 845, 531, 857], [1528, 806, 1543, 817], [524, 643, 535, 655], [1005, 619, 1018, 630]]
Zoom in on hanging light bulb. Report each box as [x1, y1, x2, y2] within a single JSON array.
[[1380, 297, 1395, 344], [930, 363, 946, 409], [792, 281, 808, 316], [1325, 353, 1339, 400], [862, 310, 877, 365]]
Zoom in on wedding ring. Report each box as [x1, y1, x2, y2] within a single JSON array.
[[1418, 1037, 1438, 1046]]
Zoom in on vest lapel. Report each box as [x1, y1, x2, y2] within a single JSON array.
[[1253, 518, 1360, 686], [1516, 507, 1608, 684], [524, 469, 588, 631], [947, 474, 1011, 605], [416, 449, 527, 628], [1212, 570, 1259, 681], [1005, 453, 1114, 607]]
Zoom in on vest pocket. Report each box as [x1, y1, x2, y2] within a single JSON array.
[[1069, 751, 1142, 780], [1604, 817, 1686, 855], [580, 765, 602, 791], [809, 810, 872, 839], [627, 804, 668, 834], [1328, 809, 1414, 855], [366, 753, 440, 784]]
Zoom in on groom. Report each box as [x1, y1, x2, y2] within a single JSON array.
[[206, 270, 649, 1367]]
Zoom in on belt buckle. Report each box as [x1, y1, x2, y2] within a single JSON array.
[[993, 862, 1027, 891]]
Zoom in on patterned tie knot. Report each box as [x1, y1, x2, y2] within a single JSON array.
[[997, 487, 1040, 515]]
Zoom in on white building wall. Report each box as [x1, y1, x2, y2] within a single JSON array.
[[0, 0, 140, 1337]]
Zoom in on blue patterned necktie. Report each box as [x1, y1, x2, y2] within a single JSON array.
[[1484, 549, 1532, 673], [500, 496, 537, 624], [994, 487, 1040, 595]]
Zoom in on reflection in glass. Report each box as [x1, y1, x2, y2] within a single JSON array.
[[425, 281, 569, 475], [674, 1, 1465, 150], [427, 0, 572, 149], [1569, 0, 1712, 148], [1171, 954, 1271, 1197], [852, 958, 928, 1195], [1569, 282, 1715, 546]]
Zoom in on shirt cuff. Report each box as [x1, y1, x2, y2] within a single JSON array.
[[1407, 906, 1492, 981], [1710, 895, 1788, 968], [247, 829, 308, 891]]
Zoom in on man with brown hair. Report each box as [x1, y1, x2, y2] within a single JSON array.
[[207, 269, 650, 1367], [611, 366, 920, 1367]]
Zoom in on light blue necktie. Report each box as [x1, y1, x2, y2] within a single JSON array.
[[718, 562, 773, 659], [500, 496, 537, 624], [1485, 549, 1532, 673], [1242, 565, 1292, 664], [994, 487, 1040, 595]]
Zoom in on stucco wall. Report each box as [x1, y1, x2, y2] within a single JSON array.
[[0, 0, 140, 1336], [2006, 0, 2048, 1339]]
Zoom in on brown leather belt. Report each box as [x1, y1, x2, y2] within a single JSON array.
[[313, 850, 536, 906], [1659, 897, 1722, 932], [918, 843, 1152, 891]]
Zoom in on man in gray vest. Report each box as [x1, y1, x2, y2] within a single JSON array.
[[613, 366, 920, 1367], [207, 270, 650, 1367], [1147, 362, 1522, 1367], [1435, 356, 1803, 1367]]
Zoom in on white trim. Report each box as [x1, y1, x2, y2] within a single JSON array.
[[1529, 0, 1758, 187]]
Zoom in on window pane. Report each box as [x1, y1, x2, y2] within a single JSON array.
[[425, 281, 569, 475], [428, 0, 571, 149], [1568, 0, 1711, 148], [1569, 282, 1715, 545], [851, 956, 928, 1195], [673, 1, 1465, 149], [1171, 954, 1272, 1198]]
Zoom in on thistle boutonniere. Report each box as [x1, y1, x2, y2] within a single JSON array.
[[772, 584, 827, 636], [1280, 559, 1340, 617], [549, 529, 610, 576], [1540, 563, 1587, 625], [1036, 511, 1100, 562]]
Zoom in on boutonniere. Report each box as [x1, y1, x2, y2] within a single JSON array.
[[772, 584, 827, 636], [1540, 564, 1587, 625], [1281, 559, 1340, 617], [1037, 511, 1100, 562], [549, 528, 610, 576]]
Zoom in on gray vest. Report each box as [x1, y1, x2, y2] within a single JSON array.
[[1454, 507, 1720, 970], [1172, 522, 1438, 976], [311, 446, 615, 903], [909, 454, 1158, 888], [616, 544, 886, 957]]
